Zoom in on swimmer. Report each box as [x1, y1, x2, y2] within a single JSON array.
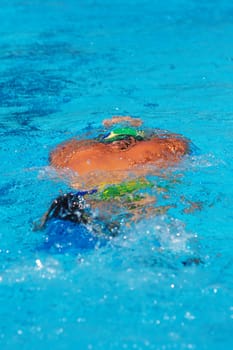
[[37, 116, 191, 252], [50, 116, 190, 189]]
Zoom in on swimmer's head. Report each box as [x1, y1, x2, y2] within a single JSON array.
[[44, 192, 94, 226], [101, 127, 145, 143]]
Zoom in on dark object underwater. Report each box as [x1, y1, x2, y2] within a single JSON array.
[[41, 190, 96, 227], [36, 191, 113, 253]]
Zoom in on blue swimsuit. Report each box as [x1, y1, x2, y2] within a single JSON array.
[[40, 191, 111, 253]]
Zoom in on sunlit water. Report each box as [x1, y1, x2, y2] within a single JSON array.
[[0, 1, 233, 349]]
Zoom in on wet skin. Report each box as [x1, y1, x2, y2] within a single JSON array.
[[50, 134, 189, 189]]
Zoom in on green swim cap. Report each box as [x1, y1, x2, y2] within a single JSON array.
[[103, 127, 144, 143]]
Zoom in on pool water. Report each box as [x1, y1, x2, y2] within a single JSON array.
[[0, 0, 233, 349]]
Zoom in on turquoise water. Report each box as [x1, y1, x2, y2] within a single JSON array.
[[0, 0, 233, 349]]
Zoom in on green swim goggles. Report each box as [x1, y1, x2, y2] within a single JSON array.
[[101, 127, 145, 143]]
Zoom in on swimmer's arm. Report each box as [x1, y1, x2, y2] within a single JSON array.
[[33, 198, 60, 231], [103, 116, 142, 127], [33, 211, 49, 231]]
